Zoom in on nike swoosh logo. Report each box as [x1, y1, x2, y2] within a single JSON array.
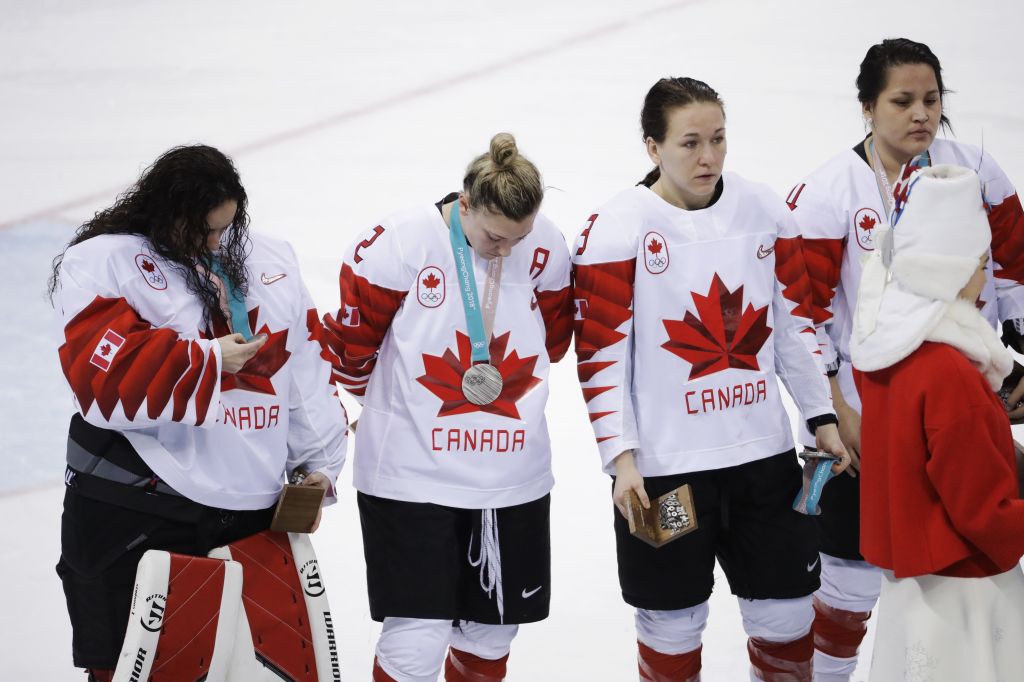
[[261, 272, 287, 285], [807, 557, 820, 572], [522, 586, 542, 599], [756, 245, 775, 259]]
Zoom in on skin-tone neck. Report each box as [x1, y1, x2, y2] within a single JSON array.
[[865, 135, 912, 188], [651, 176, 714, 210]]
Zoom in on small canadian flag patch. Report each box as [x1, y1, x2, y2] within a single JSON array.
[[89, 329, 126, 371], [574, 299, 589, 321], [342, 305, 360, 327]]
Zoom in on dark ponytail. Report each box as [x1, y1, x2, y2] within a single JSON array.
[[638, 77, 725, 186], [857, 38, 952, 132]]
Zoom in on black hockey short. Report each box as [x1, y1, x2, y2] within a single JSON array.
[[813, 468, 864, 560], [614, 450, 821, 611], [56, 487, 274, 669], [358, 492, 551, 625]]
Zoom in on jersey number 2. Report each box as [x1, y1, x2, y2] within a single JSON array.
[[354, 226, 386, 263]]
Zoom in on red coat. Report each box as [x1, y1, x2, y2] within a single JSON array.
[[854, 342, 1024, 578]]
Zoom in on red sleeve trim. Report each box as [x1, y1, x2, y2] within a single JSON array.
[[989, 193, 1024, 285], [773, 236, 815, 321], [323, 263, 407, 388], [801, 238, 845, 324], [535, 286, 574, 362], [572, 259, 636, 361], [58, 295, 216, 424]]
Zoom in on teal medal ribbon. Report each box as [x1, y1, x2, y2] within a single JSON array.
[[210, 256, 253, 341], [448, 202, 504, 405], [792, 450, 838, 516]]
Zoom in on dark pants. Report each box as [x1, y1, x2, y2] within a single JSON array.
[[57, 487, 274, 669]]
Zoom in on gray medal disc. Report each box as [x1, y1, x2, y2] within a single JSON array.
[[462, 363, 504, 405]]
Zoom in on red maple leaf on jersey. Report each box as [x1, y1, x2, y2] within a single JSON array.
[[99, 343, 112, 356], [220, 307, 291, 395], [662, 274, 772, 379], [417, 331, 541, 419], [859, 214, 876, 232], [141, 259, 155, 273], [422, 273, 441, 289], [648, 239, 663, 255]]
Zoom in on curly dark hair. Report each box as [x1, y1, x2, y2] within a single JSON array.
[[48, 144, 250, 327]]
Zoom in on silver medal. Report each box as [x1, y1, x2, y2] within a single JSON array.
[[462, 363, 503, 405]]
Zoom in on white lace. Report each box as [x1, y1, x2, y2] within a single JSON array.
[[468, 508, 504, 623]]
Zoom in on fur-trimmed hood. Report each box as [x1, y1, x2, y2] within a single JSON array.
[[851, 164, 1010, 387]]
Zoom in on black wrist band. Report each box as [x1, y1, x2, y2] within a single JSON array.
[[806, 413, 839, 435]]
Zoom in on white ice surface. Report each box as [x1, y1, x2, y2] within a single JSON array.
[[2, 1, 1022, 679]]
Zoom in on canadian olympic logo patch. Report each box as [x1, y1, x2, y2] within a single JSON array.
[[644, 231, 670, 274], [417, 266, 446, 308], [135, 254, 167, 290], [853, 208, 882, 251]]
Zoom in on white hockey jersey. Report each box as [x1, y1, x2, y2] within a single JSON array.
[[791, 137, 1024, 411], [572, 174, 833, 477], [56, 233, 348, 510], [323, 199, 573, 509]]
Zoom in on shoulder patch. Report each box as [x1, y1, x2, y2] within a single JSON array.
[[135, 254, 168, 290], [416, 266, 445, 308], [853, 208, 881, 251], [643, 231, 669, 274]]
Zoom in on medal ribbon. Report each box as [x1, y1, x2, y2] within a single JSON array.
[[792, 457, 836, 516], [449, 202, 502, 364], [210, 256, 253, 340], [868, 137, 930, 223]]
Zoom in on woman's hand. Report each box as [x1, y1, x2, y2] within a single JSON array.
[[612, 450, 649, 519], [299, 471, 332, 533], [833, 403, 862, 477], [1007, 376, 1024, 421], [830, 377, 862, 477], [217, 333, 267, 374], [814, 423, 853, 477]]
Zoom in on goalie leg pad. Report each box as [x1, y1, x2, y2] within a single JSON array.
[[113, 550, 242, 682], [210, 530, 341, 681]]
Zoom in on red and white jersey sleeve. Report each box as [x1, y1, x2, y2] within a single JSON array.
[[283, 248, 349, 501], [573, 177, 832, 478], [324, 204, 571, 509], [531, 229, 574, 362], [570, 205, 641, 469], [58, 241, 224, 431], [323, 222, 411, 402], [785, 175, 847, 371], [950, 145, 1024, 321], [56, 233, 347, 510], [771, 207, 833, 418]]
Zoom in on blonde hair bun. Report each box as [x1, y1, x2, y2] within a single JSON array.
[[463, 132, 543, 221], [489, 132, 519, 168]]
